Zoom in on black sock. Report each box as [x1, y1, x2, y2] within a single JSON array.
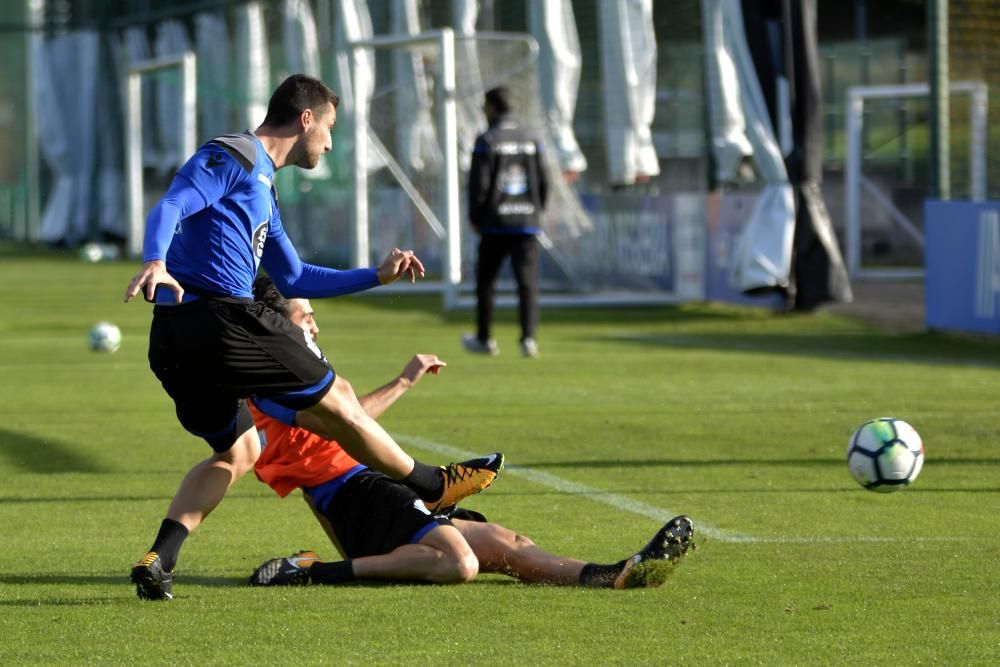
[[309, 560, 356, 585], [149, 518, 189, 571], [402, 461, 444, 501], [578, 560, 628, 588]]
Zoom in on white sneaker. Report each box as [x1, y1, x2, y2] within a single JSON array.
[[520, 338, 539, 358], [462, 333, 499, 356]]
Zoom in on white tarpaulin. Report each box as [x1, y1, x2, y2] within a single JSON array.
[[234, 2, 270, 130], [332, 0, 382, 173], [528, 0, 587, 175], [195, 12, 231, 141], [701, 0, 753, 184], [95, 40, 126, 240], [597, 0, 660, 185], [390, 0, 440, 173], [702, 0, 793, 292], [154, 20, 192, 174], [283, 0, 331, 179], [283, 0, 321, 76], [452, 0, 484, 171], [32, 31, 99, 245]]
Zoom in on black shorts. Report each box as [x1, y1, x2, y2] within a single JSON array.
[[311, 470, 450, 559], [148, 297, 335, 451]]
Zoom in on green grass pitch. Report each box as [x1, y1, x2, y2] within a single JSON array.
[[1, 246, 998, 665]]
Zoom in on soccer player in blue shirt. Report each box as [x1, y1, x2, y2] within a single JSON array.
[[123, 74, 501, 600]]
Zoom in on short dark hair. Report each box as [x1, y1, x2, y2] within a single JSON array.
[[484, 86, 512, 114], [253, 275, 291, 318], [261, 74, 340, 127]]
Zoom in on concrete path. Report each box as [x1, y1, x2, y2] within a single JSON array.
[[824, 280, 926, 333]]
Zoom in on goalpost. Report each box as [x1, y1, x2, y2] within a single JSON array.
[[349, 29, 704, 309], [844, 80, 988, 280], [349, 29, 462, 307], [125, 52, 197, 258]]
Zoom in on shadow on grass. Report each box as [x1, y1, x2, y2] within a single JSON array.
[[348, 292, 759, 327], [342, 293, 1000, 366], [0, 428, 106, 474], [0, 597, 128, 607], [0, 492, 274, 504], [0, 495, 177, 504], [604, 331, 1000, 367], [0, 573, 244, 588]]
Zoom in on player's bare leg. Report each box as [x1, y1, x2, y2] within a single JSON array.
[[457, 516, 695, 588], [132, 427, 261, 600], [250, 524, 478, 586], [165, 427, 261, 530], [456, 520, 586, 585], [351, 525, 478, 584], [298, 375, 416, 477]]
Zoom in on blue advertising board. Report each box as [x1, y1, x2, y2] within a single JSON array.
[[925, 200, 1000, 334]]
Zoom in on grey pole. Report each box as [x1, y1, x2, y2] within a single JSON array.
[[927, 0, 949, 200]]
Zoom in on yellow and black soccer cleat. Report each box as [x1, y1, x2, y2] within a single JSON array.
[[425, 452, 505, 514]]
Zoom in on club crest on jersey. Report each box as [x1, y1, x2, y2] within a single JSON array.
[[499, 164, 528, 196], [252, 221, 268, 259]]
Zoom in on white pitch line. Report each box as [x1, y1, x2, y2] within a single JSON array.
[[395, 432, 985, 545], [394, 432, 745, 542]]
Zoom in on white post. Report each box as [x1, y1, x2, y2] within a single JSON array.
[[180, 52, 197, 162], [351, 44, 370, 268], [125, 53, 197, 258], [970, 82, 988, 202], [25, 3, 41, 242], [125, 70, 144, 258], [438, 28, 461, 309], [845, 91, 863, 279]]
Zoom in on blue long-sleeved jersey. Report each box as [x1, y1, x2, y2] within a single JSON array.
[[144, 131, 379, 303]]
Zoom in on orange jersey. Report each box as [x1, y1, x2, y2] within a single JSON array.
[[249, 398, 361, 497]]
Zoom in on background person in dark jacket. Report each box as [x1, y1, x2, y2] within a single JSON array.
[[463, 87, 548, 358]]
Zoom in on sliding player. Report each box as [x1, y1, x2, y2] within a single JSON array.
[[246, 277, 695, 590]]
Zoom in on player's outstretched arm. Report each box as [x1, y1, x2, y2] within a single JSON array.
[[358, 354, 446, 419], [124, 260, 184, 304], [262, 233, 425, 297]]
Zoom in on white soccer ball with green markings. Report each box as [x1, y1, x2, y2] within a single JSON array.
[[846, 418, 924, 493], [88, 322, 122, 353]]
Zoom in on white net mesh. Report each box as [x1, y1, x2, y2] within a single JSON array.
[[361, 33, 699, 298]]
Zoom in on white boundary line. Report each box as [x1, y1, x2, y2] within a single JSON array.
[[394, 432, 983, 545], [397, 431, 752, 543]]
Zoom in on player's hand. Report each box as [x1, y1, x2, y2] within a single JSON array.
[[377, 248, 426, 285], [124, 260, 184, 304], [399, 354, 446, 386]]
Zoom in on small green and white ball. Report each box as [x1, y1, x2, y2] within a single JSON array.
[[80, 242, 104, 263], [88, 322, 122, 353]]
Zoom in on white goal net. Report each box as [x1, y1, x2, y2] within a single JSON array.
[[352, 29, 704, 308]]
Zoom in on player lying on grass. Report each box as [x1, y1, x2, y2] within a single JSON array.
[[246, 277, 695, 589]]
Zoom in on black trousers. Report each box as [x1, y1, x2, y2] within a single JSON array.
[[475, 233, 539, 341]]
